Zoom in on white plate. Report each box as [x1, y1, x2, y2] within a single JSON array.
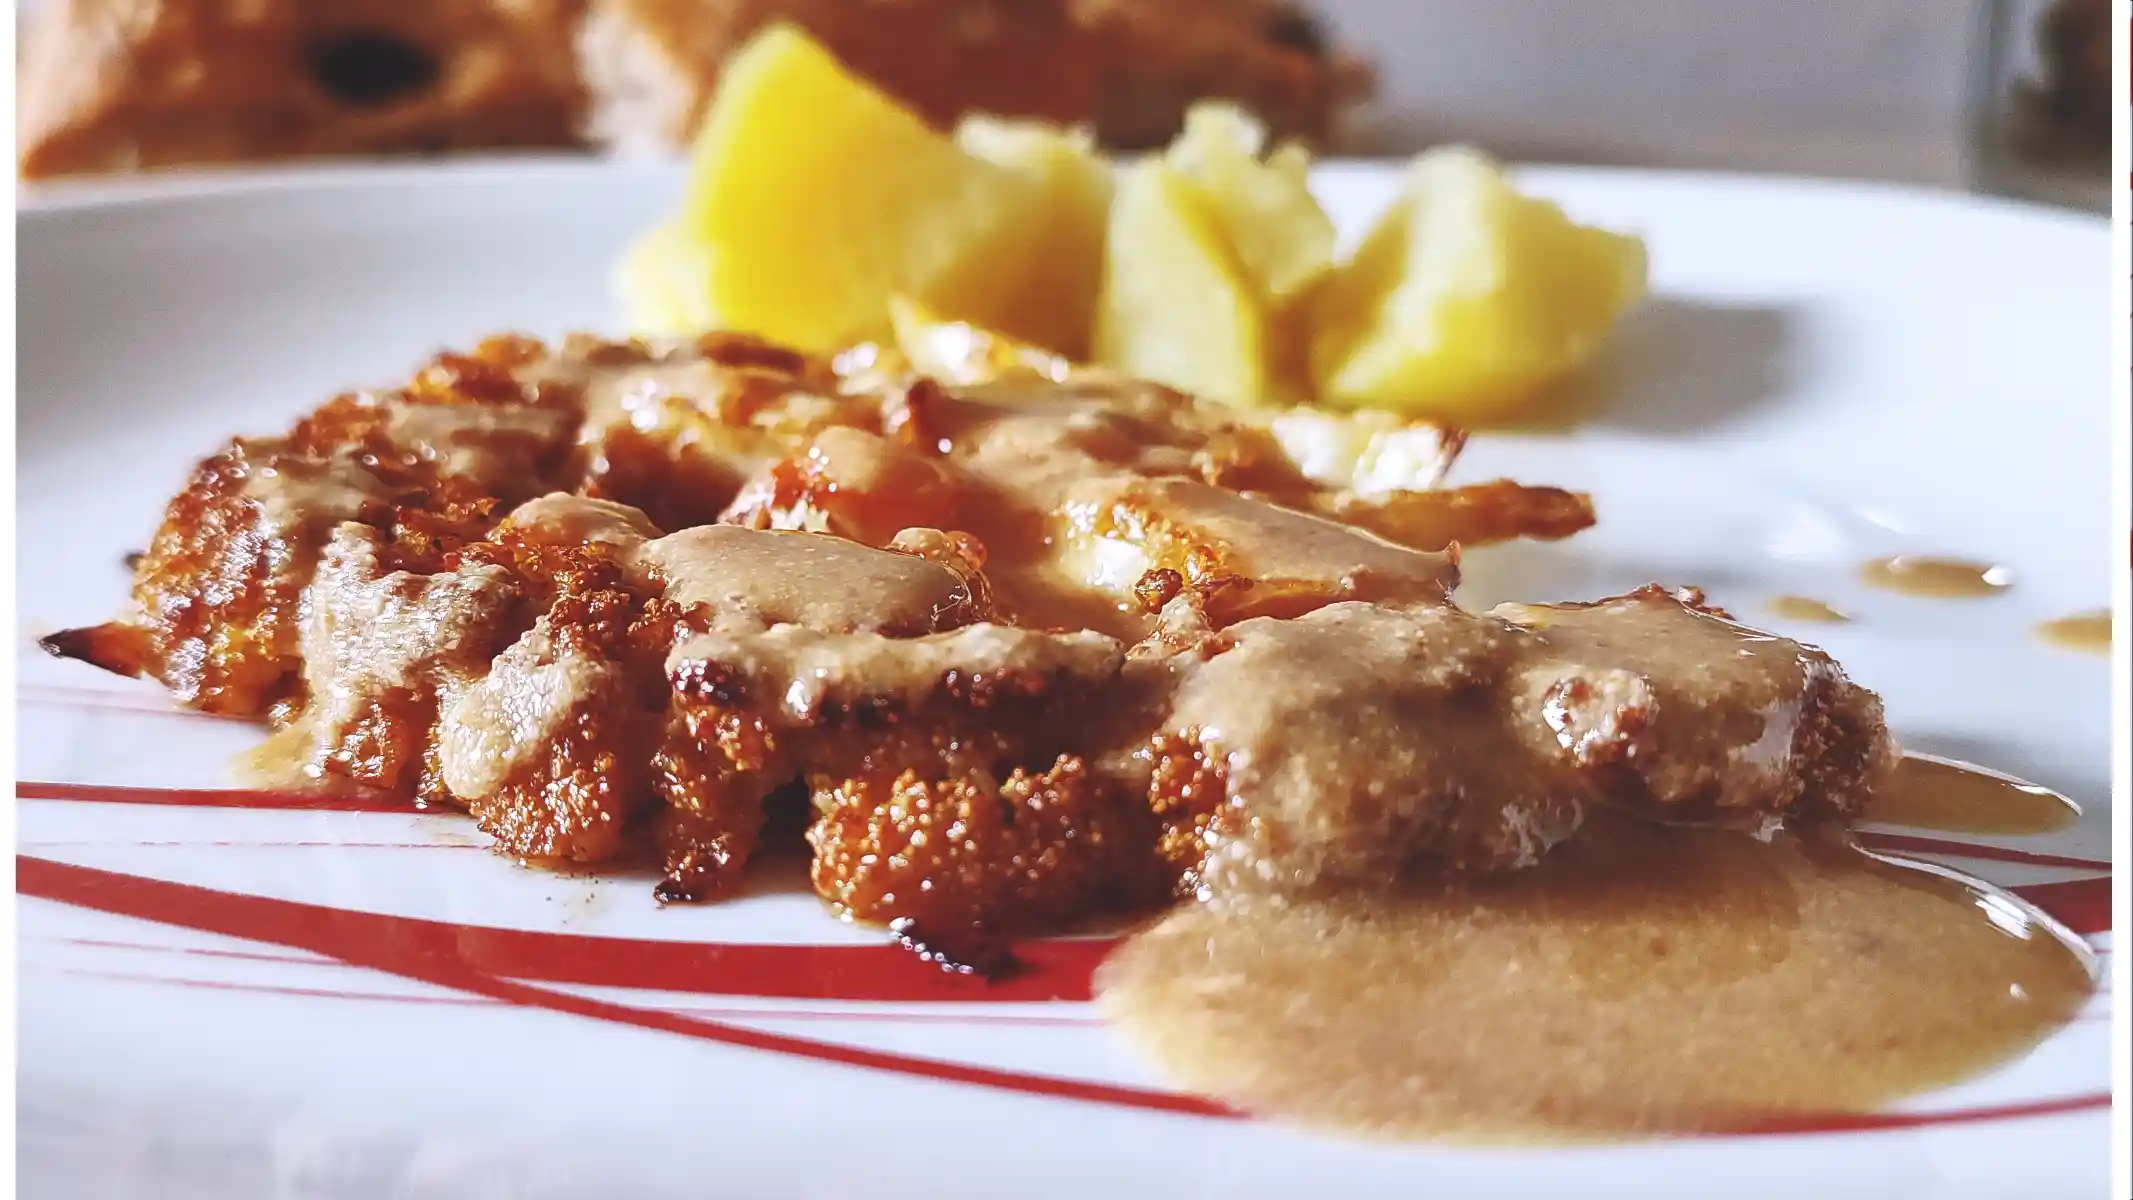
[[17, 160, 2113, 1199]]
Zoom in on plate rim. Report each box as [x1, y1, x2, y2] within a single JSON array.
[[16, 151, 2111, 236]]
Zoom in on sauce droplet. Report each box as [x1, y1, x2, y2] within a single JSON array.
[[1862, 754, 2080, 835], [1766, 595, 1850, 624], [2033, 609, 2110, 657], [1097, 820, 2092, 1141], [1859, 555, 2012, 598]]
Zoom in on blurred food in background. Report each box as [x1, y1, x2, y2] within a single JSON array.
[[582, 0, 1372, 153], [15, 0, 588, 178], [2036, 0, 2111, 136], [15, 0, 1374, 179], [1966, 0, 2110, 211]]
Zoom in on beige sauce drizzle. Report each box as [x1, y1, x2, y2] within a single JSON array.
[[1859, 556, 2013, 599], [1766, 595, 1850, 624], [1097, 818, 2092, 1141], [2034, 610, 2111, 657], [1862, 754, 2080, 835]]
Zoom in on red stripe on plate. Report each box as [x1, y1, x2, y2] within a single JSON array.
[[17, 853, 1109, 1003], [2007, 877, 2112, 936], [47, 934, 326, 965], [20, 839, 482, 850], [36, 964, 1107, 1026], [20, 687, 251, 723], [1857, 831, 2112, 873], [41, 965, 485, 1007], [17, 855, 2108, 1134], [1727, 1093, 2108, 1136], [17, 854, 1227, 1119], [18, 780, 418, 813]]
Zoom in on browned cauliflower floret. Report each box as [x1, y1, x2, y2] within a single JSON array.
[[807, 754, 1163, 943], [650, 705, 788, 902], [441, 585, 690, 864]]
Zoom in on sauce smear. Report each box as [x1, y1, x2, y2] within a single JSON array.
[[2033, 610, 2110, 657], [1862, 754, 2080, 835], [1859, 555, 2012, 598], [1097, 820, 2091, 1141], [1766, 595, 1850, 624]]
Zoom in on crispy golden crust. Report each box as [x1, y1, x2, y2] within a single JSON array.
[[1319, 480, 1599, 555], [460, 587, 677, 861], [115, 446, 316, 713], [651, 707, 787, 901], [434, 514, 702, 858], [808, 755, 1164, 933], [1140, 728, 1232, 895], [575, 332, 862, 533], [45, 327, 1901, 966], [41, 334, 846, 720], [52, 339, 573, 717], [646, 588, 1167, 930]]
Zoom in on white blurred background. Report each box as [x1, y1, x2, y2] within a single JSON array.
[[1322, 0, 1981, 185]]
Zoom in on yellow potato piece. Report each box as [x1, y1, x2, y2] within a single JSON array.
[[1089, 102, 1331, 409], [1165, 104, 1336, 306], [1310, 147, 1648, 420], [673, 24, 1031, 351], [615, 216, 718, 337], [1093, 159, 1268, 410], [937, 117, 1114, 358]]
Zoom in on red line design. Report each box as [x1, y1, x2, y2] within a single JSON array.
[[1728, 1093, 2109, 1136], [40, 966, 482, 1007], [1856, 831, 2113, 873], [20, 840, 483, 850], [16, 854, 2110, 1135], [33, 965, 1107, 1026], [2001, 877, 2111, 937], [17, 854, 1225, 1119], [18, 854, 1111, 1004], [20, 685, 250, 723], [18, 780, 417, 813], [46, 935, 327, 966]]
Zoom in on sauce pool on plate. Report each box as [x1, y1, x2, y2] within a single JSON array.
[[2033, 610, 2110, 656], [1861, 753, 2080, 836], [1859, 555, 2013, 598], [1096, 818, 2092, 1141], [1766, 595, 1850, 624], [1096, 756, 2094, 1142]]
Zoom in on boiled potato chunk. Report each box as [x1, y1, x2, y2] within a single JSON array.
[[616, 216, 717, 337], [624, 24, 1111, 354], [1310, 147, 1648, 420], [1164, 104, 1335, 306], [667, 23, 1034, 351], [936, 117, 1113, 358], [1092, 159, 1268, 409], [1091, 102, 1332, 409]]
